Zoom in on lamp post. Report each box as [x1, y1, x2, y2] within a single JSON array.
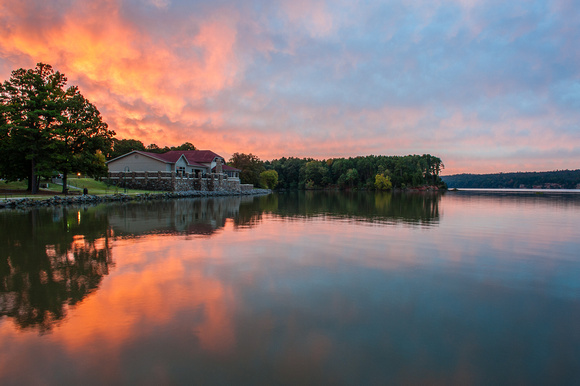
[[124, 166, 130, 194]]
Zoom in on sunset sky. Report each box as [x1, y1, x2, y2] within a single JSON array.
[[1, 0, 579, 174]]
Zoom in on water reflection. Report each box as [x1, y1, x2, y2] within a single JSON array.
[[0, 196, 263, 332], [104, 196, 259, 237], [0, 192, 579, 385], [449, 189, 580, 208], [92, 191, 441, 239], [0, 191, 558, 334], [0, 207, 112, 332], [241, 191, 442, 226]]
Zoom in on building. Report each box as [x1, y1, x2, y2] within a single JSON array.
[[107, 150, 240, 179], [106, 150, 245, 192]]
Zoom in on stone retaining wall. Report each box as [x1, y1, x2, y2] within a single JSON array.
[[0, 189, 272, 209], [240, 184, 254, 192], [105, 172, 243, 192]]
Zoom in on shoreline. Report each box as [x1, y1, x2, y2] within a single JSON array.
[[448, 187, 580, 193], [0, 189, 272, 210]]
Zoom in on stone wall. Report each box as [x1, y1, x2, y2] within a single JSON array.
[[105, 172, 243, 192], [240, 184, 254, 192]]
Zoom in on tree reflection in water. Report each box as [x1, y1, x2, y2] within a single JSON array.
[[0, 207, 113, 333], [239, 191, 442, 226]]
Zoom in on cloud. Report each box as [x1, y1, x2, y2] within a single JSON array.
[[0, 0, 240, 122], [1, 0, 579, 173]]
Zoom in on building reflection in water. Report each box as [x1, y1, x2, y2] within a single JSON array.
[[104, 195, 261, 237]]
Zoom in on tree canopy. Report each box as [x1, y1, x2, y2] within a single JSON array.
[[108, 138, 146, 159], [260, 170, 279, 189], [266, 154, 445, 190], [108, 139, 197, 159], [374, 173, 393, 190], [228, 152, 265, 186], [0, 63, 114, 193]]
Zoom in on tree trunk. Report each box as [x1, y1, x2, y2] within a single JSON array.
[[62, 170, 68, 194], [30, 157, 38, 194]]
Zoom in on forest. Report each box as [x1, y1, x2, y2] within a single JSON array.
[[262, 154, 445, 190], [442, 170, 580, 189]]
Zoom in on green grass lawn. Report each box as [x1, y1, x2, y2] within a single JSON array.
[[67, 177, 153, 195], [1, 177, 155, 198], [1, 180, 32, 190]]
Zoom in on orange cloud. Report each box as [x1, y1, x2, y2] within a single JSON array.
[[0, 0, 240, 142]]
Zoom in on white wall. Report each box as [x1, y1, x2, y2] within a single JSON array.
[[108, 153, 168, 172], [176, 157, 187, 170]]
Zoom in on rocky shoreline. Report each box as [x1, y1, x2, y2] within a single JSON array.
[[0, 189, 272, 209]]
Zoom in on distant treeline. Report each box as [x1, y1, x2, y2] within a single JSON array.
[[263, 154, 445, 190], [442, 170, 580, 189]]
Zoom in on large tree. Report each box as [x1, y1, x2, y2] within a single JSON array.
[[0, 63, 114, 193], [54, 87, 114, 193], [228, 152, 265, 186], [108, 138, 146, 159], [0, 63, 66, 193]]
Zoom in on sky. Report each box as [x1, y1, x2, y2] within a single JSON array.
[[0, 0, 579, 175]]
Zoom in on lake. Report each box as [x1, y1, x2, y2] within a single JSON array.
[[1, 191, 579, 385]]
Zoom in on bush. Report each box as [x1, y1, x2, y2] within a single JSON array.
[[259, 170, 279, 189], [375, 174, 393, 190]]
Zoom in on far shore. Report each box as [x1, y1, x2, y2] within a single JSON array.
[[449, 187, 580, 193]]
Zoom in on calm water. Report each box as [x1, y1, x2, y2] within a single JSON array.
[[1, 191, 579, 385]]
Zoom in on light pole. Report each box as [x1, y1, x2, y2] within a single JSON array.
[[124, 166, 130, 194]]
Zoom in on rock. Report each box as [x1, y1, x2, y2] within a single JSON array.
[[0, 189, 271, 210]]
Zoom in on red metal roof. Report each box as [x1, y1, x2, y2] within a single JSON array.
[[158, 150, 223, 164], [137, 151, 173, 162], [108, 150, 226, 168], [222, 164, 240, 171], [213, 164, 240, 172]]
